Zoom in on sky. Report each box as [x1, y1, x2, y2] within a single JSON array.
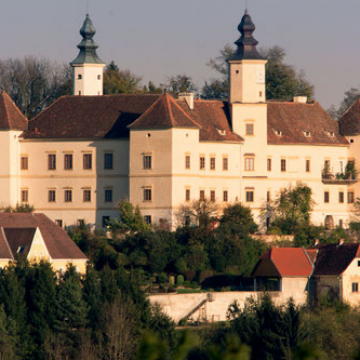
[[2, 0, 360, 109]]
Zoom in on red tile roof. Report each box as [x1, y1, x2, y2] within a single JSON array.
[[339, 99, 360, 135], [129, 94, 201, 130], [267, 101, 348, 146], [0, 214, 87, 260], [0, 92, 27, 131], [177, 100, 243, 142], [311, 243, 360, 276], [254, 248, 313, 277], [24, 94, 160, 139]]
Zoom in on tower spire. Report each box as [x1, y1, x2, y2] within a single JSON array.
[[70, 14, 105, 66], [70, 14, 106, 96], [228, 10, 264, 61]]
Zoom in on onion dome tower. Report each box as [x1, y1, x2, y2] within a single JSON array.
[[70, 14, 106, 96], [228, 10, 267, 104]]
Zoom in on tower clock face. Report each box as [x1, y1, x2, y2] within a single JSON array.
[[257, 68, 265, 84]]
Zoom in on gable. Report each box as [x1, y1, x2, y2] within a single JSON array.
[[252, 257, 281, 277]]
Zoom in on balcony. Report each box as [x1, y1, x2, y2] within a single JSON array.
[[321, 172, 358, 185]]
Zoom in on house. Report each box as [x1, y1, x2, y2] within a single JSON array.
[[0, 213, 88, 273], [0, 11, 358, 229], [252, 247, 313, 304], [310, 241, 360, 305]]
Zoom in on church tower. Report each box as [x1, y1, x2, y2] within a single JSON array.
[[71, 14, 106, 96]]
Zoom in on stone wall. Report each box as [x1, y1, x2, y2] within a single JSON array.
[[149, 288, 307, 324]]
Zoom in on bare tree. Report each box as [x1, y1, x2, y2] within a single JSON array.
[[101, 295, 137, 360]]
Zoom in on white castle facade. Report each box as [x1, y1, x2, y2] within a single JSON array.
[[0, 12, 359, 231]]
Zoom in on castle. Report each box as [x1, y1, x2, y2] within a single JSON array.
[[0, 11, 359, 230]]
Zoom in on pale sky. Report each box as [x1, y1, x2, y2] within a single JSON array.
[[2, 0, 360, 109]]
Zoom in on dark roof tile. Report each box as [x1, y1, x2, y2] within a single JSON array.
[[0, 92, 27, 131]]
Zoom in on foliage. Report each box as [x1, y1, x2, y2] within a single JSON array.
[[168, 74, 197, 95], [271, 184, 314, 235], [0, 57, 71, 119], [327, 87, 360, 120], [103, 61, 144, 94], [204, 45, 314, 101], [1, 203, 34, 213]]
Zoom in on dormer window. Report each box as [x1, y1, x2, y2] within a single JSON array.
[[275, 130, 282, 136], [304, 131, 311, 137], [328, 131, 335, 137], [216, 128, 226, 136], [17, 246, 26, 254]]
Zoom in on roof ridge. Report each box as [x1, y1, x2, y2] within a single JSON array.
[[3, 92, 28, 125], [165, 94, 176, 127], [170, 95, 202, 128]]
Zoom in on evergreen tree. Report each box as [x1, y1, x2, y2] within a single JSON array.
[[54, 266, 89, 355], [26, 262, 57, 360], [0, 304, 18, 360]]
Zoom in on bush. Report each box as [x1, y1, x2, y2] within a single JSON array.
[[176, 275, 184, 286], [157, 272, 169, 284]]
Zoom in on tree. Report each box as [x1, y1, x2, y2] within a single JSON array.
[[110, 200, 149, 234], [271, 184, 314, 235], [0, 57, 71, 119], [168, 74, 197, 95], [103, 61, 143, 94], [0, 304, 18, 360], [204, 45, 314, 101], [328, 87, 360, 120], [54, 266, 89, 355], [1, 203, 34, 213]]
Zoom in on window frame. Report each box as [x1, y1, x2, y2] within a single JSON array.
[[64, 154, 73, 170], [143, 155, 152, 170], [210, 157, 216, 170], [245, 157, 255, 171], [306, 159, 311, 173], [105, 189, 113, 203], [185, 189, 190, 202], [267, 158, 272, 172], [199, 190, 205, 201], [48, 154, 56, 170], [48, 190, 56, 203], [104, 153, 114, 170], [210, 190, 216, 202], [21, 189, 29, 203], [185, 155, 191, 170], [245, 123, 254, 136], [339, 191, 344, 204], [352, 282, 359, 293], [223, 190, 228, 202], [83, 189, 91, 202], [199, 156, 205, 170], [246, 190, 254, 203], [143, 188, 152, 202], [83, 153, 92, 170], [223, 157, 228, 171], [324, 191, 330, 203], [348, 191, 355, 204], [281, 159, 286, 172], [64, 189, 72, 203], [21, 156, 28, 170]]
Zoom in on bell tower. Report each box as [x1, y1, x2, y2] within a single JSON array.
[[70, 14, 106, 96]]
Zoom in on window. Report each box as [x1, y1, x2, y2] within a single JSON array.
[[102, 216, 110, 228], [105, 189, 113, 203], [223, 157, 228, 171], [275, 130, 282, 136], [304, 131, 311, 137], [223, 190, 228, 202], [185, 189, 190, 202], [210, 157, 216, 170], [185, 155, 190, 169], [358, 260, 360, 267], [83, 154, 92, 170], [200, 157, 205, 170], [324, 191, 330, 203], [21, 156, 28, 170], [83, 189, 91, 202], [245, 157, 254, 171], [199, 190, 205, 201], [246, 123, 254, 135], [143, 155, 152, 169], [339, 219, 344, 229], [48, 190, 56, 203], [348, 192, 355, 204], [306, 160, 311, 173], [352, 283, 359, 293], [64, 190, 72, 202], [48, 154, 56, 170], [144, 188, 152, 201], [281, 159, 286, 172], [97, 75, 101, 80], [104, 153, 113, 170], [55, 219, 63, 227], [78, 219, 85, 227], [267, 158, 272, 172], [267, 191, 271, 202], [246, 190, 254, 202], [78, 74, 82, 80], [64, 154, 73, 170], [210, 190, 216, 202], [21, 190, 28, 203], [339, 191, 344, 203], [144, 215, 152, 225]]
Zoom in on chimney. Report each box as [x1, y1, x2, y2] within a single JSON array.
[[293, 96, 308, 104], [338, 238, 344, 246], [314, 239, 319, 246], [178, 92, 194, 110]]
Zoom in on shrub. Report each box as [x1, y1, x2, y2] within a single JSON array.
[[176, 275, 184, 286]]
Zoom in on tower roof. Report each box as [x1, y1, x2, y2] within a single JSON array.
[[70, 14, 105, 66], [228, 10, 265, 61], [129, 93, 202, 130], [0, 92, 27, 131]]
